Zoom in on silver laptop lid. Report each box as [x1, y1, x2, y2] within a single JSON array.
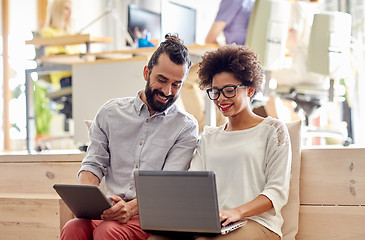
[[134, 170, 222, 234]]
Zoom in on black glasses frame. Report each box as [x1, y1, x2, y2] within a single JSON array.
[[206, 85, 247, 100]]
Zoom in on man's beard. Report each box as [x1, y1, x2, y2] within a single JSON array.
[[145, 77, 178, 112]]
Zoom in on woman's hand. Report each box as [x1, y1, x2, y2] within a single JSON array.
[[101, 195, 133, 223], [219, 209, 242, 227], [219, 195, 274, 227]]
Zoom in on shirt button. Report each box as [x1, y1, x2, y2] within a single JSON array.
[[129, 186, 133, 190], [139, 141, 143, 145], [146, 119, 149, 123], [135, 164, 138, 168]]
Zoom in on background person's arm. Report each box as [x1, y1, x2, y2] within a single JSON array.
[[205, 21, 226, 44]]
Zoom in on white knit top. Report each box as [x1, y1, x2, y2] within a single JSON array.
[[190, 117, 292, 237]]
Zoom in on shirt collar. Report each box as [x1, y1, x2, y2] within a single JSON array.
[[134, 90, 175, 117], [134, 90, 146, 115]]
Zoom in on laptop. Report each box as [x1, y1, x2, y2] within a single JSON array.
[[53, 184, 112, 219], [134, 170, 246, 236]]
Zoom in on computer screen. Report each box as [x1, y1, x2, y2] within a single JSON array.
[[128, 5, 161, 41], [161, 1, 196, 45]]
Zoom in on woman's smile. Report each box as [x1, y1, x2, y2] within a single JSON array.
[[218, 103, 233, 112]]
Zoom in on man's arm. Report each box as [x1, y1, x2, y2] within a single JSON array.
[[162, 119, 199, 170], [205, 21, 226, 44], [78, 170, 100, 186]]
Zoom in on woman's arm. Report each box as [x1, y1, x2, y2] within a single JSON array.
[[219, 194, 273, 226]]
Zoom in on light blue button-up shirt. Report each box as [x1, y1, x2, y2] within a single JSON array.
[[79, 91, 199, 201]]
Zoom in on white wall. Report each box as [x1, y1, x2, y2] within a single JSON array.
[[71, 0, 107, 51]]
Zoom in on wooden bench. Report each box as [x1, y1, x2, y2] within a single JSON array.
[[1, 148, 364, 239], [297, 147, 365, 239], [0, 150, 85, 239]]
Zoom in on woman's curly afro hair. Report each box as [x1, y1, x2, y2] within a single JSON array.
[[198, 44, 263, 94]]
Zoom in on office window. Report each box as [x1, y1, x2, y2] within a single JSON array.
[[322, 0, 365, 144], [1, 0, 3, 150], [8, 0, 36, 144], [348, 0, 365, 144]]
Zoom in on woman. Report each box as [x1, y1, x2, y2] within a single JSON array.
[[190, 44, 292, 240], [41, 0, 78, 55]]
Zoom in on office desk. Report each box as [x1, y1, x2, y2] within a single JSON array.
[[26, 33, 113, 56]]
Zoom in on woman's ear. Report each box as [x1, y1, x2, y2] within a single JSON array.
[[247, 87, 255, 98]]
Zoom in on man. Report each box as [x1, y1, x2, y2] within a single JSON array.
[[205, 0, 255, 45], [61, 35, 199, 240]]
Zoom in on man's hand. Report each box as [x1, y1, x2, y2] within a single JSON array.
[[101, 196, 136, 223]]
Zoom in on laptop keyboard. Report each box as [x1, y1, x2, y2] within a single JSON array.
[[221, 220, 247, 234]]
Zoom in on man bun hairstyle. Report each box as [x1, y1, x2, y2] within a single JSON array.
[[148, 33, 191, 71]]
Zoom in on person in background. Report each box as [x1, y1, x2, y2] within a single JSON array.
[[190, 44, 291, 240], [41, 0, 79, 55], [60, 34, 199, 240], [205, 0, 255, 45], [40, 0, 79, 88]]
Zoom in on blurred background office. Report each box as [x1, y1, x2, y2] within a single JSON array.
[[1, 0, 365, 152]]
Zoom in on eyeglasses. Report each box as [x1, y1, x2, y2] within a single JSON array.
[[206, 85, 247, 100]]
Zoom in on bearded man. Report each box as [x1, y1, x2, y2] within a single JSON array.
[[61, 34, 198, 240]]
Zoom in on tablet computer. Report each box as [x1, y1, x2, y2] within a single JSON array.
[[53, 184, 112, 219]]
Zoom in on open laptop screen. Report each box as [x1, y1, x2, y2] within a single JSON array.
[[134, 170, 222, 234]]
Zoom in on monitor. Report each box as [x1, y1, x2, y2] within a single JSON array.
[[128, 5, 161, 41], [161, 1, 196, 45]]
